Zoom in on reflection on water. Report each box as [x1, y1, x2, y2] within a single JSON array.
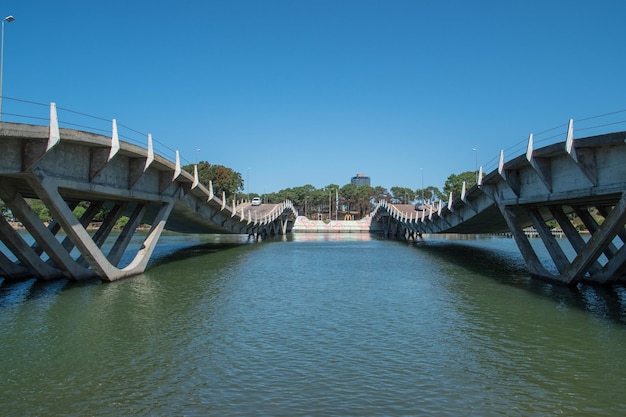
[[2, 233, 626, 416], [291, 232, 374, 242], [2, 233, 626, 324], [414, 234, 626, 324]]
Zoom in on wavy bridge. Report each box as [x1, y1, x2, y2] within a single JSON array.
[[0, 104, 297, 282], [2, 102, 626, 287], [372, 121, 626, 286]]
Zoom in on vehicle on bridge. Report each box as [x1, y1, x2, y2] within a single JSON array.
[[252, 197, 261, 206]]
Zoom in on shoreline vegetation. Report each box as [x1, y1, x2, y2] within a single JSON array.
[[8, 221, 151, 232]]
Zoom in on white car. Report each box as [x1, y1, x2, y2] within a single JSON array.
[[251, 197, 261, 206]]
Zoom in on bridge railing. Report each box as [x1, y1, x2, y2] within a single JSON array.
[[480, 110, 626, 175], [1, 96, 301, 230], [3, 96, 626, 192], [0, 96, 196, 167], [244, 200, 298, 226]]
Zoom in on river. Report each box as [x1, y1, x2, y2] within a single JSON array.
[[1, 233, 625, 416]]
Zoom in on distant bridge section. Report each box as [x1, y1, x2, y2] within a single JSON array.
[[0, 105, 297, 282], [3, 100, 626, 288], [372, 123, 626, 286]]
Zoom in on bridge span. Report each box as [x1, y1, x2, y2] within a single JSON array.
[[2, 102, 626, 287], [0, 107, 297, 282], [372, 123, 626, 286]]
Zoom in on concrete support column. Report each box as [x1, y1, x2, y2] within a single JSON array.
[[497, 204, 555, 281], [0, 248, 31, 279], [562, 192, 626, 284], [549, 206, 602, 275], [30, 202, 77, 257], [27, 175, 175, 281], [574, 207, 619, 260], [120, 201, 174, 277], [529, 208, 570, 274], [0, 182, 93, 280], [106, 203, 147, 267], [0, 214, 64, 280], [60, 201, 104, 255]]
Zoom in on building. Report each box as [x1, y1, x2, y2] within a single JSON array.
[[351, 173, 370, 186]]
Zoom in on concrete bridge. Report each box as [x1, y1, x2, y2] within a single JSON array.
[[0, 104, 297, 282], [372, 121, 626, 286], [2, 102, 626, 287]]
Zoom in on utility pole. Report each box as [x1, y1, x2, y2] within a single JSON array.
[[420, 167, 424, 202], [328, 188, 331, 221]]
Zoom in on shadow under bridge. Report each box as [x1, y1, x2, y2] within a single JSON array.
[[0, 118, 297, 282], [372, 126, 626, 287]]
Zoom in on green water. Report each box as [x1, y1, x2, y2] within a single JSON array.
[[1, 233, 625, 416]]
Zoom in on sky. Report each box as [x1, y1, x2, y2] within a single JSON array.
[[2, 1, 626, 196]]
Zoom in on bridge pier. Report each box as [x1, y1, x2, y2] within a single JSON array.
[[0, 172, 176, 282], [497, 204, 556, 281], [496, 191, 626, 286], [560, 193, 626, 285], [0, 180, 93, 280], [374, 192, 626, 286], [0, 118, 298, 282]]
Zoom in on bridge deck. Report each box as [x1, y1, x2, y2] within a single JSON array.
[[0, 120, 297, 281], [373, 129, 626, 285]]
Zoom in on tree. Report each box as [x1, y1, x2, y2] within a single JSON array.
[[210, 165, 244, 198], [373, 186, 390, 202], [289, 184, 317, 212], [183, 161, 243, 199], [339, 183, 357, 215], [310, 188, 329, 217], [354, 185, 375, 218], [73, 205, 87, 220], [390, 187, 415, 204], [443, 171, 476, 200], [26, 199, 52, 222], [415, 185, 443, 201], [0, 199, 9, 217]]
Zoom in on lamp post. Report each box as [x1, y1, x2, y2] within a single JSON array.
[[247, 167, 251, 201], [335, 188, 338, 221], [472, 147, 478, 184], [420, 167, 424, 202], [0, 15, 15, 122]]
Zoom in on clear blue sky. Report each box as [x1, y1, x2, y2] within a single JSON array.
[[2, 1, 625, 196]]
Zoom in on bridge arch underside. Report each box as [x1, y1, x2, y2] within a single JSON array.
[[378, 196, 626, 286], [0, 123, 295, 283], [375, 131, 626, 287], [0, 179, 292, 283]]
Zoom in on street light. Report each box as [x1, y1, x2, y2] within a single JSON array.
[[420, 167, 424, 202], [247, 167, 251, 201], [0, 15, 15, 122], [472, 147, 478, 184]]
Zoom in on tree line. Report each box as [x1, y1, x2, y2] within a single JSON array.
[[183, 161, 481, 218], [0, 162, 479, 224]]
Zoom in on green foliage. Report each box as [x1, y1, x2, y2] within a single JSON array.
[[443, 171, 477, 199], [373, 186, 391, 202], [183, 161, 244, 198], [73, 205, 87, 220], [352, 184, 376, 217], [177, 159, 447, 217], [116, 216, 129, 229], [390, 187, 415, 204], [0, 199, 9, 217], [27, 199, 52, 223], [415, 185, 444, 201]]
